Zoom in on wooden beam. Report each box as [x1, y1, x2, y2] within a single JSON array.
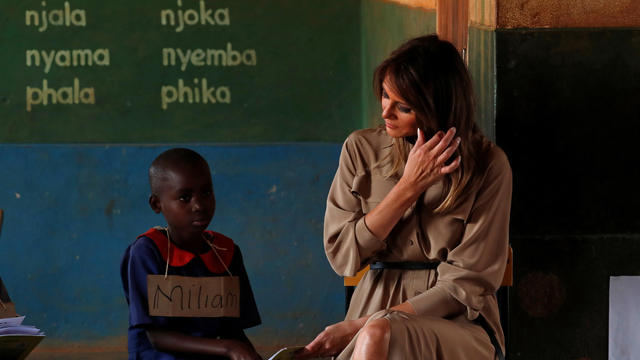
[[437, 0, 469, 54]]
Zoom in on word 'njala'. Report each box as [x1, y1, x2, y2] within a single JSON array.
[[163, 44, 257, 71], [26, 78, 94, 112], [161, 0, 229, 33], [25, 2, 86, 32], [161, 78, 230, 110], [26, 49, 110, 74]]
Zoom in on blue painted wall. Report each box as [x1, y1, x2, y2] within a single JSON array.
[[0, 144, 345, 350]]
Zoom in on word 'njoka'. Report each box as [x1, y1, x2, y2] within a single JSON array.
[[161, 0, 229, 33], [161, 78, 230, 110], [25, 1, 86, 32], [147, 275, 240, 318], [26, 78, 94, 112]]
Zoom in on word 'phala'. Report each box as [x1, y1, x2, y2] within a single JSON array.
[[26, 78, 95, 112]]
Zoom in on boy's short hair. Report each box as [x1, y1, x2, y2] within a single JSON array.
[[149, 148, 210, 195]]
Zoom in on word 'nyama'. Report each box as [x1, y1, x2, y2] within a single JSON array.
[[25, 2, 86, 32], [26, 78, 94, 112], [161, 0, 229, 33], [162, 44, 257, 71], [26, 49, 110, 74], [161, 78, 230, 110]]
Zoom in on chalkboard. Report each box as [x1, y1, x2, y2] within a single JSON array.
[[0, 0, 361, 143]]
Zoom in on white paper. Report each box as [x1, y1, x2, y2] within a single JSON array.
[[0, 325, 43, 335], [609, 276, 640, 360], [268, 346, 304, 360], [0, 316, 24, 328], [0, 316, 43, 336]]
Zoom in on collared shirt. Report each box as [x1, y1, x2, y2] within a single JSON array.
[[121, 228, 261, 360]]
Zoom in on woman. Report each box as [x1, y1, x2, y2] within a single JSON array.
[[299, 35, 512, 359]]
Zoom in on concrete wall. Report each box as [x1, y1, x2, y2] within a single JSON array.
[[497, 27, 640, 360], [5, 1, 635, 359], [0, 1, 442, 358], [482, 1, 640, 358], [0, 144, 347, 358], [0, 1, 363, 358]]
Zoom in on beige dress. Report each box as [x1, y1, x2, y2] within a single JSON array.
[[324, 128, 512, 359]]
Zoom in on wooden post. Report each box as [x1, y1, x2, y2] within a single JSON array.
[[437, 0, 469, 60]]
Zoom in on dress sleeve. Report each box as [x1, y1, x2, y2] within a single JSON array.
[[323, 136, 387, 277], [125, 238, 170, 328], [408, 147, 513, 319]]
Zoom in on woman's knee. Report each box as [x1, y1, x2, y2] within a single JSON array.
[[359, 318, 391, 344]]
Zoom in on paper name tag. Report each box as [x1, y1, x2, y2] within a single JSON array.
[[147, 275, 240, 318]]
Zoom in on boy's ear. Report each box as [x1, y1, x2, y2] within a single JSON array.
[[149, 194, 162, 214]]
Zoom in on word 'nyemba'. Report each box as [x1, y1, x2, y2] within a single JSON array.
[[162, 44, 256, 71]]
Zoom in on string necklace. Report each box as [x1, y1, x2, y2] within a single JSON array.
[[163, 227, 233, 278], [204, 234, 233, 277]]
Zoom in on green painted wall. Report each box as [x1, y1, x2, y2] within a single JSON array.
[[468, 26, 496, 141], [360, 0, 436, 128], [0, 0, 361, 143]]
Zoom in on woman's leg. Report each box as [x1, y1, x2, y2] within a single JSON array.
[[352, 318, 391, 360]]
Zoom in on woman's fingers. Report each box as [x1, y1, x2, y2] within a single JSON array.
[[409, 128, 426, 155], [297, 331, 335, 358], [404, 127, 461, 190], [431, 127, 457, 155], [301, 335, 323, 356], [423, 130, 444, 150], [440, 155, 461, 174], [436, 137, 461, 165], [416, 128, 425, 146]]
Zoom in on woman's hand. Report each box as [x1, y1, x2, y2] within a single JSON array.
[[296, 319, 364, 359], [400, 127, 461, 195]]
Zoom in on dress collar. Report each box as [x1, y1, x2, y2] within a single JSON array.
[[139, 227, 235, 274]]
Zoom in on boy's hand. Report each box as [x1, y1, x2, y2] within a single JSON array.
[[225, 339, 262, 360]]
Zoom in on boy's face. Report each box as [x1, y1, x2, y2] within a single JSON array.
[[150, 162, 215, 246]]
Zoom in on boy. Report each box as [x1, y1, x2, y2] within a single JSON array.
[[120, 148, 262, 359]]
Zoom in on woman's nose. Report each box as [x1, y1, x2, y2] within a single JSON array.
[[382, 103, 394, 119]]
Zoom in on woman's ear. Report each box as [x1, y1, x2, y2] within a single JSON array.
[[149, 194, 162, 214]]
